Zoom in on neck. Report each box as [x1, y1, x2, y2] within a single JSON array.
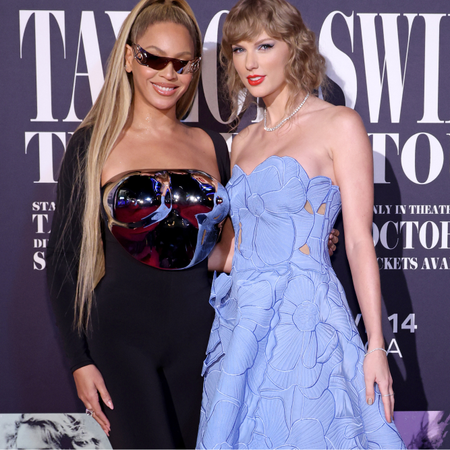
[[264, 89, 308, 127], [129, 98, 180, 134]]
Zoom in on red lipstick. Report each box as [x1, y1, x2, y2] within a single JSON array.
[[247, 75, 265, 86]]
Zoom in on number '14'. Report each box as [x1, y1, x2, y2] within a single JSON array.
[[388, 313, 417, 333]]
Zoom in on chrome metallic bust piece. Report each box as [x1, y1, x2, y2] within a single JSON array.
[[102, 169, 229, 270]]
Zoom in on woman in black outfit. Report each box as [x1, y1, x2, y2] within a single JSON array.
[[46, 1, 231, 448]]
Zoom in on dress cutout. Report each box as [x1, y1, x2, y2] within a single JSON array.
[[197, 156, 405, 449]]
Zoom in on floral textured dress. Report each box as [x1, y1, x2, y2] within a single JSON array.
[[196, 156, 405, 449]]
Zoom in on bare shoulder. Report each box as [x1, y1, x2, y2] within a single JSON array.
[[234, 122, 258, 145], [321, 105, 366, 134], [182, 125, 220, 156], [308, 103, 369, 156], [230, 123, 257, 164], [186, 125, 212, 144], [322, 106, 372, 165]]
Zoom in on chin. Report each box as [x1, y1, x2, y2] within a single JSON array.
[[147, 95, 181, 112], [247, 86, 270, 99]]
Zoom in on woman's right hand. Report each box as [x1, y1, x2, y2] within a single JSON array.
[[73, 364, 114, 436]]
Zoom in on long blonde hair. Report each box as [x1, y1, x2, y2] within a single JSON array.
[[73, 0, 202, 332], [221, 0, 326, 121]]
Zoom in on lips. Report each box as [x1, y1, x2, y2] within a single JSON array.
[[247, 75, 265, 86], [152, 82, 178, 96]]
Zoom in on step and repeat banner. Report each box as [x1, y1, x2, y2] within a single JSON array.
[[1, 0, 449, 448]]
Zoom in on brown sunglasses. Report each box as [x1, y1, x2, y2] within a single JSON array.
[[127, 40, 201, 75]]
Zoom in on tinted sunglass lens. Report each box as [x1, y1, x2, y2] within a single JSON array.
[[172, 60, 189, 73], [146, 53, 167, 70], [145, 54, 188, 73]]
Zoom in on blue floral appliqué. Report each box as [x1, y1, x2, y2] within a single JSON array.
[[197, 156, 406, 450], [229, 158, 308, 266]]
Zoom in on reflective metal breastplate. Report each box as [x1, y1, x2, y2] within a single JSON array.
[[102, 169, 229, 270]]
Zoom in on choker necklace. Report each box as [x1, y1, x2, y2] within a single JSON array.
[[263, 92, 310, 132]]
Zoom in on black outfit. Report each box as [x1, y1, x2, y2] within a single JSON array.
[[46, 127, 230, 449]]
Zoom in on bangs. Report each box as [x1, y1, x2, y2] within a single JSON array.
[[223, 13, 266, 46], [222, 0, 286, 46]]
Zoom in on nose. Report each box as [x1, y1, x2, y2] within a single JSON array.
[[245, 51, 258, 71], [160, 61, 178, 80]]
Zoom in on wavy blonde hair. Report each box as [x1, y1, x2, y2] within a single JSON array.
[[221, 0, 326, 121], [73, 0, 202, 332]]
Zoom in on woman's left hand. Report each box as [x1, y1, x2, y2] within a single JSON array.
[[363, 349, 394, 423]]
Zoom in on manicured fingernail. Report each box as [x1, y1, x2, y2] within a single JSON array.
[[367, 397, 373, 405], [107, 400, 114, 409]]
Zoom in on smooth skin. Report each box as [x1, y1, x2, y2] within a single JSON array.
[[225, 30, 394, 423], [73, 22, 222, 436]]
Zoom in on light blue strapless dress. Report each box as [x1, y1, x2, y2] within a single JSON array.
[[196, 156, 405, 449]]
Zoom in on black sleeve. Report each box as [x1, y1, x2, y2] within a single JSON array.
[[203, 129, 231, 186], [46, 127, 95, 373]]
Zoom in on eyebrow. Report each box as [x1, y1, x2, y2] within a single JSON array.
[[143, 45, 193, 59], [232, 37, 275, 48], [253, 37, 275, 46]]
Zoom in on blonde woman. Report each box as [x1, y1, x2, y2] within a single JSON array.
[[196, 0, 405, 448], [46, 0, 231, 448]]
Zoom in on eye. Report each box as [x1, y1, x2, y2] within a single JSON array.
[[232, 46, 244, 54], [258, 43, 274, 51]]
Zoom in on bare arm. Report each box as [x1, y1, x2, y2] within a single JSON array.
[[208, 218, 235, 273], [332, 107, 393, 422], [207, 130, 248, 274]]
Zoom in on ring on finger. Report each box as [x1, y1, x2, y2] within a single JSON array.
[[86, 408, 95, 416], [382, 393, 394, 397]]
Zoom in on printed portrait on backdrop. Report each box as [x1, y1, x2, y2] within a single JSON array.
[[0, 414, 111, 449]]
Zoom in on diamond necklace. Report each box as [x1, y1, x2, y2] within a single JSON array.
[[263, 92, 310, 132]]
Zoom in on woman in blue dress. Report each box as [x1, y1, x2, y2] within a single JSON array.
[[196, 0, 406, 448]]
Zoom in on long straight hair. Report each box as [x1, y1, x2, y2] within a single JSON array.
[[73, 0, 202, 332]]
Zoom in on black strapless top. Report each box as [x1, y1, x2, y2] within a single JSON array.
[[102, 169, 230, 270]]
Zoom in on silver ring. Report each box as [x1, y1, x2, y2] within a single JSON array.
[[86, 408, 94, 416], [382, 393, 394, 397]]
